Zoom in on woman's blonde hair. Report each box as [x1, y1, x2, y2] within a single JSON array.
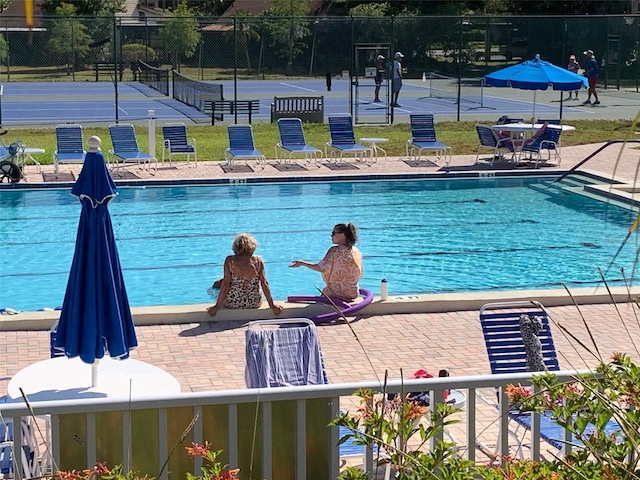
[[232, 233, 258, 255]]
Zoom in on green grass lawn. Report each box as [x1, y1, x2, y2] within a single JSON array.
[[8, 119, 637, 167]]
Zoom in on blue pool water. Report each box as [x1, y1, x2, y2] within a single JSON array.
[[1, 176, 638, 311]]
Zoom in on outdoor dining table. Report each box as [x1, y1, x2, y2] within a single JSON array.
[[491, 122, 576, 137], [7, 356, 181, 402]]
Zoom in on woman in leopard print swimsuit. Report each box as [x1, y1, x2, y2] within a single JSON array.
[[289, 223, 363, 301], [207, 233, 283, 317]]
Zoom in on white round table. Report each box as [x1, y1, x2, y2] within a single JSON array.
[[8, 356, 181, 402], [359, 137, 388, 162], [491, 123, 575, 134], [19, 147, 45, 173]]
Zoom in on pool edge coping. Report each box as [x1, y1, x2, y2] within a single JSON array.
[[3, 286, 638, 331]]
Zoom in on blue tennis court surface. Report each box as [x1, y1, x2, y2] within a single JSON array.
[[1, 79, 589, 126]]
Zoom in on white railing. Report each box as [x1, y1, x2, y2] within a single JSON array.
[[0, 370, 587, 480]]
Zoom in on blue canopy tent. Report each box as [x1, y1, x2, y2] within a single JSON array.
[[54, 139, 137, 384], [485, 54, 588, 120]]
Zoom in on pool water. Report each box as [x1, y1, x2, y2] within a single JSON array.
[[1, 177, 638, 311]]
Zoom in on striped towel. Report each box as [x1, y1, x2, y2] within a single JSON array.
[[245, 323, 329, 388]]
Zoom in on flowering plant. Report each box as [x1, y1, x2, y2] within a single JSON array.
[[185, 442, 239, 480]]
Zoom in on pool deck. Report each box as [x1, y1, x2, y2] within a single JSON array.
[[3, 141, 640, 412]]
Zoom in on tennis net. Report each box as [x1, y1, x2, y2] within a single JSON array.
[[135, 61, 170, 96], [172, 71, 224, 113], [424, 72, 490, 110]]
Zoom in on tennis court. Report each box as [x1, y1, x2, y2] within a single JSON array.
[[2, 76, 639, 126]]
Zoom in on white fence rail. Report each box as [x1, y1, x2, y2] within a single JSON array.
[[0, 370, 586, 480]]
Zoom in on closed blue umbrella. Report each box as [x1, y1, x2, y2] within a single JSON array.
[[54, 138, 137, 367], [485, 54, 588, 119]]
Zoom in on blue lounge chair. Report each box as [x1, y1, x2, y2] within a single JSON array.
[[108, 123, 157, 175], [225, 125, 266, 168], [325, 116, 372, 163], [0, 418, 42, 479], [406, 113, 452, 165], [275, 118, 322, 165], [54, 124, 86, 173], [479, 301, 565, 456], [161, 123, 197, 167]]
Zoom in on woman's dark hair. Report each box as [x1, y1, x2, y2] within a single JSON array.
[[334, 223, 358, 247]]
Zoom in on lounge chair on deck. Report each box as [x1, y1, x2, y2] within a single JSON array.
[[108, 124, 157, 175], [479, 301, 562, 456], [325, 116, 372, 163], [275, 118, 322, 165], [54, 124, 86, 173], [406, 113, 452, 166], [225, 125, 266, 168]]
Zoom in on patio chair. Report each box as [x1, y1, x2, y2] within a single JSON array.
[[325, 116, 372, 163], [108, 124, 157, 175], [405, 113, 452, 166], [519, 123, 562, 167], [161, 123, 197, 167], [275, 118, 323, 165], [53, 124, 86, 173], [0, 417, 44, 479], [475, 124, 519, 165], [225, 125, 266, 168], [245, 318, 328, 388]]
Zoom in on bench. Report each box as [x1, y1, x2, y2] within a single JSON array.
[[203, 100, 260, 125], [270, 96, 324, 123], [94, 62, 124, 82]]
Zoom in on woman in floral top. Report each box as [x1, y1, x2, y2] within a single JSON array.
[[290, 223, 363, 301]]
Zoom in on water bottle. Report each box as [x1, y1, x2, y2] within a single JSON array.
[[380, 279, 388, 301]]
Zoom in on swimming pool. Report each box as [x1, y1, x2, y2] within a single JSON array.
[[1, 176, 638, 311]]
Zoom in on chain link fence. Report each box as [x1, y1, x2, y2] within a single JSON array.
[[0, 13, 637, 125]]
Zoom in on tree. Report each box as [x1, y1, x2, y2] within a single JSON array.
[[185, 0, 233, 16], [40, 0, 125, 15], [47, 3, 92, 80], [224, 12, 261, 73], [266, 0, 311, 75], [158, 2, 201, 70]]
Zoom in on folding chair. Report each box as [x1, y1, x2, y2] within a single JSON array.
[[53, 124, 86, 173], [275, 118, 322, 165], [325, 116, 372, 164], [108, 123, 157, 175], [225, 125, 266, 168], [161, 123, 197, 167], [405, 114, 452, 165]]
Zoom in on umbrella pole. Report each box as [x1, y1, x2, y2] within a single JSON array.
[[559, 91, 563, 120], [531, 91, 537, 124], [91, 359, 100, 387]]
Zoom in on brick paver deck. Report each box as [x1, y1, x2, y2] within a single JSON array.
[[2, 140, 640, 461]]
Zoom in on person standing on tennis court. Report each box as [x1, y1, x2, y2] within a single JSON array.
[[374, 54, 385, 103], [391, 52, 404, 108], [565, 54, 580, 101], [582, 49, 600, 105]]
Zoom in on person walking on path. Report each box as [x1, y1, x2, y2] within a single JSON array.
[[391, 52, 404, 108], [374, 54, 385, 103], [583, 49, 600, 105], [566, 54, 581, 101]]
